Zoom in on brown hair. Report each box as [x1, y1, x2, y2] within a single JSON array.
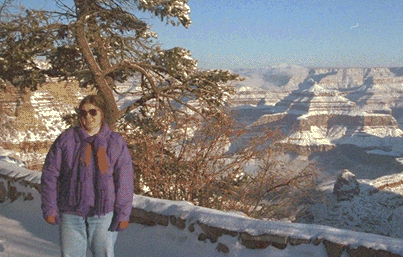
[[78, 94, 108, 124]]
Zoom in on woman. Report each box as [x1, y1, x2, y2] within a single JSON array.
[[41, 95, 134, 257]]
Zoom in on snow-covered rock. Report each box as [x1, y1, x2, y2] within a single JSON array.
[[333, 169, 360, 201], [298, 171, 403, 239]]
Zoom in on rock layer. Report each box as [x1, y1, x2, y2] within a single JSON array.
[[232, 69, 403, 156]]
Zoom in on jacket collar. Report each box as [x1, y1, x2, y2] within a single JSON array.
[[74, 122, 111, 143]]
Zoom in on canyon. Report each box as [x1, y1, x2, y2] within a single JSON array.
[[1, 66, 403, 178], [230, 66, 403, 179]]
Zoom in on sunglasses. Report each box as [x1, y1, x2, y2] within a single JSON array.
[[79, 109, 98, 118]]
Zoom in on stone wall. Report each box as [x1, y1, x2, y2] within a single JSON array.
[[1, 162, 403, 256]]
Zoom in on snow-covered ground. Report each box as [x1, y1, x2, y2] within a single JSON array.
[[1, 183, 403, 257], [2, 161, 403, 256], [0, 189, 328, 257]]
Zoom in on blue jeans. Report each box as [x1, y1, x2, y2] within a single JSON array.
[[59, 212, 118, 257]]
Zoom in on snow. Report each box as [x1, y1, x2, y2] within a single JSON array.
[[280, 126, 335, 146], [0, 178, 321, 257], [2, 162, 403, 256], [0, 187, 398, 257], [301, 171, 403, 239], [0, 161, 41, 185]]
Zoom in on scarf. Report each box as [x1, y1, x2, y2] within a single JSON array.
[[69, 122, 111, 207], [83, 136, 109, 174]]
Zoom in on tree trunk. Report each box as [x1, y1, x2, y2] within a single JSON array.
[[74, 0, 120, 130]]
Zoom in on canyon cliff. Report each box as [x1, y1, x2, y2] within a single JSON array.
[[2, 66, 403, 175], [230, 67, 403, 158]]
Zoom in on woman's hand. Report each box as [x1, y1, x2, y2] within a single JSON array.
[[118, 221, 129, 230], [45, 215, 56, 224]]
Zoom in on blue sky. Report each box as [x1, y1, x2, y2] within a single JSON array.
[[21, 0, 403, 69]]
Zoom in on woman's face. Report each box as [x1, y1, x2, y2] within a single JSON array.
[[79, 103, 103, 133]]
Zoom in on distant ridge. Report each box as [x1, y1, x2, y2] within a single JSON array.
[[229, 67, 403, 157]]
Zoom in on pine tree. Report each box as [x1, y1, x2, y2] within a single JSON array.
[[0, 0, 239, 129]]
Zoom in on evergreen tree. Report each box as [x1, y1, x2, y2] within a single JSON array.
[[0, 0, 239, 129]]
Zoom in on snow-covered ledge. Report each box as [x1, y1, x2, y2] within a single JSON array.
[[1, 161, 403, 256], [130, 195, 403, 256], [0, 161, 41, 202]]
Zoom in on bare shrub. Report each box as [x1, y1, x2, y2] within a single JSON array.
[[119, 105, 318, 220]]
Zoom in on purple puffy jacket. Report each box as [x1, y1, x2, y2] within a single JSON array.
[[40, 122, 134, 231]]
